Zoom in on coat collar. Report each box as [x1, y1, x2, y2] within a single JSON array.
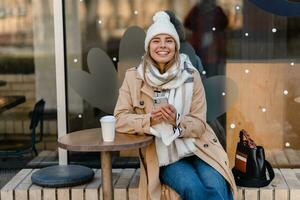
[[135, 69, 154, 99]]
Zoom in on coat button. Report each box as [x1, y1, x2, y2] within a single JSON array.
[[204, 144, 209, 148], [213, 138, 218, 143], [140, 101, 144, 106]]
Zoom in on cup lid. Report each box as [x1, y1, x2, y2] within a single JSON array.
[[100, 115, 116, 122]]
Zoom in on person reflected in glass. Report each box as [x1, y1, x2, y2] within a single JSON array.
[[184, 0, 228, 78], [184, 0, 229, 136], [114, 11, 236, 200]]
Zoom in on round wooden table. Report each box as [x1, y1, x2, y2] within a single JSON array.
[[57, 128, 153, 200]]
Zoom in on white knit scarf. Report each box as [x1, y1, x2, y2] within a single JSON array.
[[138, 54, 197, 166]]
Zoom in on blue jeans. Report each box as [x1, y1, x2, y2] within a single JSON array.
[[159, 155, 233, 200]]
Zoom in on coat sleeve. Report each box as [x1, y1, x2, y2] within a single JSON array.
[[114, 71, 151, 135], [179, 71, 207, 138]]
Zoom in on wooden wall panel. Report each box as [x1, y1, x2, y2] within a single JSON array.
[[226, 61, 300, 167]]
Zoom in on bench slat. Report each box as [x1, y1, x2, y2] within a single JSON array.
[[29, 184, 42, 200], [259, 184, 273, 199], [71, 187, 85, 200], [41, 151, 58, 165], [110, 169, 123, 200], [259, 168, 275, 200], [71, 169, 97, 200], [128, 169, 139, 200], [85, 169, 101, 200], [273, 169, 289, 200], [292, 167, 300, 196], [293, 168, 300, 180], [15, 169, 36, 200], [28, 151, 52, 166], [281, 169, 300, 200], [114, 169, 136, 200], [71, 183, 86, 200], [29, 170, 43, 200], [1, 169, 33, 200], [1, 169, 32, 189], [57, 187, 70, 200], [99, 169, 122, 200], [237, 188, 244, 200], [112, 169, 123, 185], [43, 188, 56, 200], [244, 188, 258, 200]]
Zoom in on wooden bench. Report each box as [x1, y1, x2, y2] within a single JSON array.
[[0, 168, 139, 200], [27, 147, 300, 169], [2, 168, 300, 200]]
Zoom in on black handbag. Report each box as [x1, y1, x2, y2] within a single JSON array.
[[232, 129, 274, 187]]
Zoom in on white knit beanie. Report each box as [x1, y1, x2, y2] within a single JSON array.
[[144, 11, 180, 51]]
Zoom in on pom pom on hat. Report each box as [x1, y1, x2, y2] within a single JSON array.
[[144, 11, 180, 51], [153, 11, 170, 22]]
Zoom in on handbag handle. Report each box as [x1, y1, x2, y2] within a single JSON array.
[[233, 160, 275, 187], [239, 129, 257, 148]]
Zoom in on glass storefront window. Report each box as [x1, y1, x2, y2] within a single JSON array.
[[64, 0, 300, 168], [0, 0, 57, 156]]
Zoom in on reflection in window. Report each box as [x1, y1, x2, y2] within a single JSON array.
[[0, 0, 57, 157], [64, 0, 300, 168]]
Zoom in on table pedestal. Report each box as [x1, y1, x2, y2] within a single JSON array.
[[57, 129, 153, 200], [101, 151, 113, 200]]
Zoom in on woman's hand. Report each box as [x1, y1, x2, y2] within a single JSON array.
[[160, 104, 177, 127], [150, 108, 163, 126]]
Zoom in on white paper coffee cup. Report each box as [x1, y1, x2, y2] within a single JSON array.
[[100, 115, 116, 142]]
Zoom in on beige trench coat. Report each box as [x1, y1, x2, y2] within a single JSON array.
[[114, 67, 238, 200]]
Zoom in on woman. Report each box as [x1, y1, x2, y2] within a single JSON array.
[[114, 11, 237, 200]]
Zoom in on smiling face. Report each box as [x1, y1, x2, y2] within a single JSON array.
[[149, 34, 176, 71]]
